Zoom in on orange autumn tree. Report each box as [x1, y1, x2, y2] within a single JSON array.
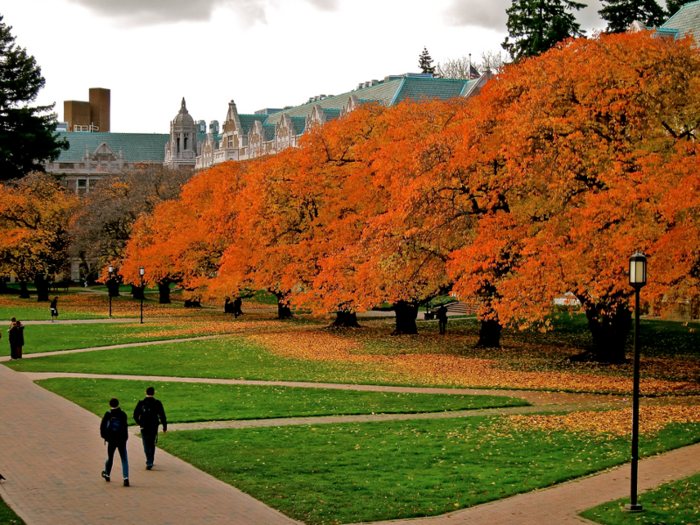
[[446, 30, 700, 362], [0, 173, 77, 301], [119, 162, 248, 304]]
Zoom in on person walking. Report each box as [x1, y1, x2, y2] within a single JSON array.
[[8, 317, 24, 359], [436, 305, 448, 335], [133, 386, 167, 470], [100, 398, 130, 486], [50, 297, 59, 322]]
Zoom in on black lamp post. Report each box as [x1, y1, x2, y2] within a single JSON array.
[[139, 266, 145, 324], [108, 265, 114, 318], [625, 252, 647, 513]]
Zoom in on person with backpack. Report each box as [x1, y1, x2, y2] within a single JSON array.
[[100, 397, 130, 486], [133, 386, 167, 470]]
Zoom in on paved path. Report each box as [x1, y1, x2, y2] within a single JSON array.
[[355, 441, 700, 525], [0, 365, 299, 525], [0, 336, 222, 362]]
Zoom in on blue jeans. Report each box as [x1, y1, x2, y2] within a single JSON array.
[[105, 441, 129, 479], [141, 430, 158, 467]]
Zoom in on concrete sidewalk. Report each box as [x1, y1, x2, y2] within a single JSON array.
[[0, 365, 299, 525]]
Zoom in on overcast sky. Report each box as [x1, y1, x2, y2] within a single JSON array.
[[5, 0, 611, 133]]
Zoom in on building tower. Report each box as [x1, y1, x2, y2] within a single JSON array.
[[164, 98, 197, 169]]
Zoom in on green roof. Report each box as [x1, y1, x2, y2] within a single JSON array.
[[392, 77, 470, 105], [237, 115, 267, 136], [56, 132, 169, 163], [262, 76, 470, 126], [660, 1, 700, 40]]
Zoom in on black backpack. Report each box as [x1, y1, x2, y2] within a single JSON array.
[[105, 415, 122, 441], [139, 401, 159, 427]]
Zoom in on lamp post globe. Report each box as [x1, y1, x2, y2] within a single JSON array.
[[625, 252, 647, 514]]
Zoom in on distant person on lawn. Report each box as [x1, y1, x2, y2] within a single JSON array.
[[133, 386, 167, 470], [100, 397, 130, 486], [8, 317, 24, 359], [50, 297, 59, 322], [436, 305, 448, 335]]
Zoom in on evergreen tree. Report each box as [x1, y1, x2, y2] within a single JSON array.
[[600, 0, 667, 33], [418, 47, 435, 75], [502, 0, 587, 62], [0, 16, 66, 181], [667, 0, 692, 16]]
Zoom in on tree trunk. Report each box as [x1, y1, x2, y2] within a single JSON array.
[[184, 298, 201, 308], [0, 278, 7, 294], [476, 319, 502, 348], [34, 274, 50, 302], [331, 311, 361, 328], [572, 304, 632, 364], [158, 282, 171, 304], [392, 301, 419, 335], [131, 284, 145, 301], [107, 279, 120, 297], [277, 301, 293, 320], [18, 280, 30, 299]]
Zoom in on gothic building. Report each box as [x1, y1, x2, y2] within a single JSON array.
[[160, 72, 490, 171]]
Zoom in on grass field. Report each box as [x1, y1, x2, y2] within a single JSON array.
[[0, 321, 228, 357], [0, 496, 25, 525], [580, 472, 700, 525], [158, 417, 700, 525], [36, 377, 529, 425]]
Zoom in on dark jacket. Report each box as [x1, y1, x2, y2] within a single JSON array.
[[133, 397, 167, 432], [8, 324, 24, 347], [100, 407, 129, 444]]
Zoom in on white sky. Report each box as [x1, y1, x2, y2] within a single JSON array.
[[5, 0, 610, 133]]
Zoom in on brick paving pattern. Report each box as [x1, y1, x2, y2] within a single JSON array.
[[0, 365, 299, 525]]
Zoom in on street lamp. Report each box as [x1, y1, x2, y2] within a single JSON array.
[[625, 252, 647, 513], [108, 265, 114, 318], [139, 266, 145, 324]]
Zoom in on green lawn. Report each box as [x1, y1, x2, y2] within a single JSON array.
[[0, 322, 228, 357], [4, 336, 402, 386], [0, 303, 103, 322], [36, 377, 529, 425], [0, 496, 25, 525], [581, 472, 700, 525], [157, 417, 700, 525]]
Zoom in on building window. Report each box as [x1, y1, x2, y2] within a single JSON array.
[[77, 179, 87, 196]]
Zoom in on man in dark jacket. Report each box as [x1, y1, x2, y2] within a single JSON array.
[[8, 318, 24, 359], [133, 386, 167, 470], [100, 397, 129, 486]]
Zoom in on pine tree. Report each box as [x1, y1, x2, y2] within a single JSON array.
[[502, 0, 587, 62], [599, 0, 667, 33], [418, 47, 435, 75], [667, 0, 692, 16], [0, 16, 66, 181]]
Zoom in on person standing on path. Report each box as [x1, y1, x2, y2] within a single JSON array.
[[100, 397, 130, 486], [133, 386, 167, 470], [8, 317, 24, 359], [50, 297, 59, 322], [436, 305, 448, 335]]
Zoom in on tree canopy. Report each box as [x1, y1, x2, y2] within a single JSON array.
[[418, 47, 435, 75], [121, 31, 700, 362], [599, 0, 667, 33], [0, 16, 66, 180], [502, 0, 586, 61]]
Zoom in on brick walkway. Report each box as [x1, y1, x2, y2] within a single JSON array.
[[0, 365, 299, 525]]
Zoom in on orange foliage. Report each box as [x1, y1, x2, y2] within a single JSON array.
[[121, 31, 700, 353]]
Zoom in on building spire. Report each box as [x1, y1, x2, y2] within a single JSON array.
[[180, 97, 188, 113]]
